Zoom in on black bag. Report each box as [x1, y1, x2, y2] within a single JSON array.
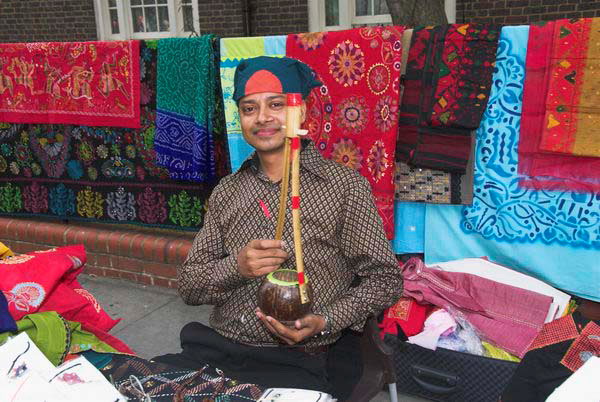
[[386, 336, 519, 402]]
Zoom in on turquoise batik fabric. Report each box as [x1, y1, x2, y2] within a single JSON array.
[[220, 36, 286, 171], [154, 36, 216, 182], [425, 26, 600, 302], [392, 201, 425, 254]]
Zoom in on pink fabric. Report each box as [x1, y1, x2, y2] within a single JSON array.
[[400, 258, 553, 357]]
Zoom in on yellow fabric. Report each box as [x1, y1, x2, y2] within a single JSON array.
[[482, 341, 521, 363], [0, 241, 14, 259]]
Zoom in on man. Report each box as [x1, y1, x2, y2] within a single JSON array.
[[155, 56, 402, 397]]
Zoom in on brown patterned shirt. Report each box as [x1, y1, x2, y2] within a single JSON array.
[[178, 140, 402, 347]]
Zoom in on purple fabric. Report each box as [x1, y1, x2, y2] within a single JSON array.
[[401, 258, 552, 357], [0, 291, 17, 332]]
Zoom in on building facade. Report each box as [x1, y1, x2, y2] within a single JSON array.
[[0, 0, 599, 43]]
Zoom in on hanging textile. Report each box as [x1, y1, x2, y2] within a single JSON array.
[[391, 201, 425, 254], [395, 24, 499, 174], [518, 19, 600, 192], [220, 35, 286, 171], [536, 18, 600, 158], [209, 38, 231, 180], [287, 27, 405, 239], [0, 41, 140, 128], [154, 36, 216, 182], [0, 41, 212, 230], [424, 26, 600, 302]]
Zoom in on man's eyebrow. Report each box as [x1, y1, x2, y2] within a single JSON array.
[[266, 95, 286, 101], [239, 99, 257, 106]]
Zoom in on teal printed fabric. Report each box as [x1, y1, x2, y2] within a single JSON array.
[[425, 26, 600, 302], [220, 36, 286, 171], [154, 36, 216, 182]]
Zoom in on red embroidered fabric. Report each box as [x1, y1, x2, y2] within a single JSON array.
[[560, 321, 600, 372], [0, 41, 141, 128], [378, 296, 431, 338], [286, 27, 406, 239]]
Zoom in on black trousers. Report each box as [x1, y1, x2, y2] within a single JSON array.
[[152, 322, 362, 401]]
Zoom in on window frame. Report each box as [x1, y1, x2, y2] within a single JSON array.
[[308, 0, 456, 32], [93, 0, 200, 41]]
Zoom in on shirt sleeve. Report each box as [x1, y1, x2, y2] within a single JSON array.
[[178, 184, 249, 306], [313, 175, 403, 333]]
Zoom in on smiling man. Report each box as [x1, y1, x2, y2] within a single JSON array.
[[155, 56, 402, 397]]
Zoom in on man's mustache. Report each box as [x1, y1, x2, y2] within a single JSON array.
[[252, 126, 282, 134]]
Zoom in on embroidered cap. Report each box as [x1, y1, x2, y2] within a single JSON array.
[[233, 56, 321, 102]]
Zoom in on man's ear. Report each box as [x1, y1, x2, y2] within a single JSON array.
[[300, 102, 307, 124]]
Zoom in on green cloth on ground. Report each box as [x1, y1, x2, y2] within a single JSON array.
[[0, 311, 120, 366]]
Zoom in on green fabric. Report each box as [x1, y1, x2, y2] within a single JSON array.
[[0, 311, 120, 366], [0, 311, 69, 366], [482, 341, 521, 363], [233, 56, 321, 102], [221, 36, 266, 59], [157, 35, 215, 123]]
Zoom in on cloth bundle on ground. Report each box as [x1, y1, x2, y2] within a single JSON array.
[[501, 312, 600, 402], [518, 18, 600, 192], [154, 35, 228, 182], [286, 26, 406, 239], [0, 41, 141, 128], [395, 23, 499, 174], [401, 257, 553, 357], [0, 244, 119, 332], [0, 311, 132, 366], [99, 353, 264, 401], [0, 332, 126, 402]]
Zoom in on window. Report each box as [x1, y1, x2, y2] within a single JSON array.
[[93, 0, 200, 40], [308, 0, 456, 32]]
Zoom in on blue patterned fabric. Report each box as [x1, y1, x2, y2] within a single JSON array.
[[155, 109, 213, 181], [155, 37, 216, 182], [0, 291, 17, 332], [425, 26, 600, 301], [392, 201, 425, 254]]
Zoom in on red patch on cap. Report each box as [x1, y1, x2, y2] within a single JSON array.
[[245, 70, 283, 96]]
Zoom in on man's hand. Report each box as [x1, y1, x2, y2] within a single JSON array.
[[237, 239, 289, 278], [255, 308, 326, 345]]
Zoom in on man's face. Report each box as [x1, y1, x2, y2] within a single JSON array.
[[239, 92, 287, 155], [238, 92, 306, 155]]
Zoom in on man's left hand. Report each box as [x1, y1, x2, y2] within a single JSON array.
[[255, 308, 326, 345]]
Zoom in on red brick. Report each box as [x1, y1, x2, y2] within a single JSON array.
[[33, 222, 52, 243], [94, 231, 111, 253], [47, 225, 67, 246], [64, 226, 79, 245], [152, 237, 169, 263], [177, 241, 192, 264], [129, 233, 147, 260], [138, 274, 154, 286], [143, 261, 177, 279], [165, 239, 182, 264], [118, 271, 139, 283], [154, 277, 177, 289], [83, 265, 106, 277], [115, 256, 143, 273], [14, 220, 29, 241], [25, 221, 36, 240], [95, 253, 112, 268], [106, 232, 123, 254]]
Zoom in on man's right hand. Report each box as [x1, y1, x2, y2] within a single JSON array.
[[237, 239, 289, 278]]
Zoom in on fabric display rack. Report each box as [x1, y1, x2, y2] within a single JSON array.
[[0, 16, 599, 402]]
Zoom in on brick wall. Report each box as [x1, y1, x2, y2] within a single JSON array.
[[200, 0, 308, 37], [456, 0, 600, 24], [0, 0, 97, 43]]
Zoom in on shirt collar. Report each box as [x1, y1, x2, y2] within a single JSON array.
[[238, 139, 329, 181]]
